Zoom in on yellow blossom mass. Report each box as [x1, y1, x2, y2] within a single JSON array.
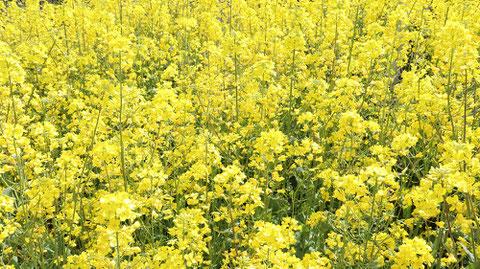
[[0, 0, 479, 268]]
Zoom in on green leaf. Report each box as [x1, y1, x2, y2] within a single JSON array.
[[465, 261, 480, 269]]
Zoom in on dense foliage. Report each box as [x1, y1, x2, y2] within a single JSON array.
[[1, 0, 480, 268]]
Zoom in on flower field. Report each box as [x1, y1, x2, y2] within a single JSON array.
[[1, 0, 480, 268]]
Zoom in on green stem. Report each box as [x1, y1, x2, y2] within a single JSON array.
[[119, 52, 128, 191], [446, 47, 456, 139], [116, 231, 121, 269], [346, 5, 360, 78]]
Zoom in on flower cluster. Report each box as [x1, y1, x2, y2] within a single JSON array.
[[0, 0, 480, 268]]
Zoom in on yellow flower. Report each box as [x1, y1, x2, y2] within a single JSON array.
[[391, 133, 418, 155], [391, 237, 434, 269]]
